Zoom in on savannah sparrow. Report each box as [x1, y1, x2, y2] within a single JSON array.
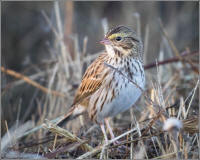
[[58, 25, 145, 144]]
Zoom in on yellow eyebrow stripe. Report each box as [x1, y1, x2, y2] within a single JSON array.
[[108, 33, 125, 40]]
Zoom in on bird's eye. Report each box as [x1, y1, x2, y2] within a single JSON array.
[[115, 36, 122, 41]]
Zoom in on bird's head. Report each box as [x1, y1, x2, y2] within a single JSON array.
[[100, 25, 143, 59]]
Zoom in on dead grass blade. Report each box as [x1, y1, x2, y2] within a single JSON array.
[[77, 127, 139, 159], [44, 141, 86, 159], [42, 120, 93, 151], [1, 121, 34, 152], [16, 115, 66, 140], [3, 150, 45, 159], [184, 79, 199, 118]]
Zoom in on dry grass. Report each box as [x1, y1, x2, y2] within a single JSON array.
[[1, 1, 199, 159]]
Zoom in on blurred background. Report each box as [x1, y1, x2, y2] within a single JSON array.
[[1, 1, 199, 158], [2, 1, 198, 69]]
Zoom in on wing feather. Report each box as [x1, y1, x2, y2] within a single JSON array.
[[72, 53, 109, 106]]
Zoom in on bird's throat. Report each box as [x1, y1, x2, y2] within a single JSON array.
[[106, 45, 132, 58], [105, 45, 115, 57]]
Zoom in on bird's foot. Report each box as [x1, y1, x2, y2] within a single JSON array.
[[111, 140, 129, 153]]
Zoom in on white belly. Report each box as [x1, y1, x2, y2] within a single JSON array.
[[96, 73, 145, 123], [88, 58, 145, 123]]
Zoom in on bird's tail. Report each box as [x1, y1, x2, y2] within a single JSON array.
[[56, 105, 86, 127]]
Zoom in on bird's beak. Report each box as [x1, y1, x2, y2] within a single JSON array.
[[100, 38, 111, 45]]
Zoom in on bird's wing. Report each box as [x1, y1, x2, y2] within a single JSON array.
[[72, 52, 109, 106]]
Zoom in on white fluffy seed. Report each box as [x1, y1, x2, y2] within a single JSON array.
[[163, 117, 183, 131]]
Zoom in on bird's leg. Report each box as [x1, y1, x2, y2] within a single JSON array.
[[105, 118, 129, 153], [105, 118, 120, 145], [100, 123, 108, 145], [105, 118, 115, 140]]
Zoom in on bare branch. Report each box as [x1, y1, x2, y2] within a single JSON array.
[[1, 66, 66, 98]]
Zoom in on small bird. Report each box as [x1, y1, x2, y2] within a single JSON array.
[[57, 25, 145, 144]]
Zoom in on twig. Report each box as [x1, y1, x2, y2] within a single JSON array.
[[54, 1, 71, 77], [158, 20, 199, 74], [64, 1, 74, 59], [41, 10, 59, 39], [1, 66, 66, 98], [154, 151, 178, 159], [52, 134, 58, 151], [10, 135, 56, 150], [15, 115, 66, 140], [143, 24, 149, 64], [141, 110, 164, 136], [77, 127, 138, 159], [158, 19, 181, 58], [109, 131, 164, 149], [77, 126, 162, 159], [1, 70, 49, 95], [104, 63, 144, 92], [45, 141, 85, 159], [1, 52, 99, 93], [144, 50, 198, 70]]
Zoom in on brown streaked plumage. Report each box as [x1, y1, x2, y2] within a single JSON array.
[[57, 25, 145, 144], [72, 53, 108, 107]]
